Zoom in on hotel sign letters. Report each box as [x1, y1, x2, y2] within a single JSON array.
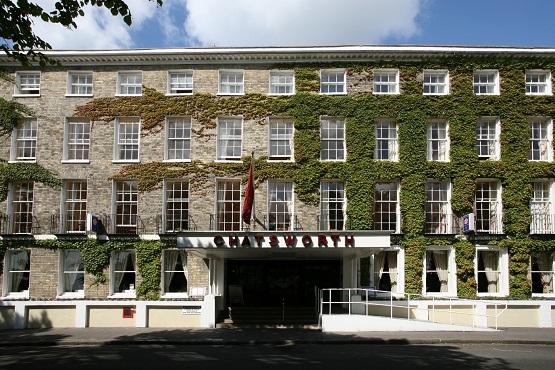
[[213, 234, 355, 248]]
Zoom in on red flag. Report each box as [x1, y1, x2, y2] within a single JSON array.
[[241, 161, 254, 224]]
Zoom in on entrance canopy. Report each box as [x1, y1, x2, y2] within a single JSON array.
[[177, 230, 391, 259]]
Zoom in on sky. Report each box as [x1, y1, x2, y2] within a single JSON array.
[[29, 0, 555, 50]]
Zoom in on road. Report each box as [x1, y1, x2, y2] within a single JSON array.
[[0, 343, 553, 369]]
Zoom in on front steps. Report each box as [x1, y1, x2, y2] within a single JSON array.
[[217, 306, 319, 328]]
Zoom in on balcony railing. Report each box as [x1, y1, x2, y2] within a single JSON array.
[[103, 214, 146, 234], [0, 214, 40, 234], [317, 214, 345, 231], [475, 212, 504, 234], [50, 214, 87, 234], [156, 214, 197, 233], [530, 212, 555, 234], [424, 213, 461, 235]]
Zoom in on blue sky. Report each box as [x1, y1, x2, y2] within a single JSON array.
[[32, 0, 555, 50]]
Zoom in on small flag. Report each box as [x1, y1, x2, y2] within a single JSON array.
[[241, 161, 254, 224]]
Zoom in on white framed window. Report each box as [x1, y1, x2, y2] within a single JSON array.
[[66, 71, 93, 96], [268, 181, 293, 231], [427, 119, 449, 161], [423, 70, 449, 95], [373, 69, 399, 95], [62, 180, 87, 233], [374, 120, 398, 161], [269, 70, 294, 95], [110, 250, 136, 297], [320, 69, 346, 94], [215, 179, 241, 231], [320, 117, 345, 161], [530, 180, 555, 234], [9, 181, 34, 234], [268, 117, 294, 161], [3, 250, 30, 298], [424, 247, 456, 296], [320, 181, 345, 231], [113, 180, 138, 234], [476, 117, 500, 160], [114, 117, 140, 162], [58, 250, 84, 297], [475, 180, 503, 234], [371, 249, 403, 294], [164, 180, 190, 232], [374, 181, 400, 233], [162, 250, 188, 297], [165, 116, 191, 161], [476, 246, 509, 296], [116, 71, 142, 96], [11, 118, 37, 162], [526, 70, 551, 95], [63, 118, 90, 162], [167, 70, 193, 95], [14, 71, 40, 96], [531, 251, 554, 296], [425, 181, 452, 234], [216, 116, 242, 161], [218, 70, 244, 95], [473, 70, 499, 95], [529, 117, 552, 161]]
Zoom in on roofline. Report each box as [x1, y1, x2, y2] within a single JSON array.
[[2, 45, 555, 67]]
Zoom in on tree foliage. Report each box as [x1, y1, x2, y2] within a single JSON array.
[[0, 0, 164, 66]]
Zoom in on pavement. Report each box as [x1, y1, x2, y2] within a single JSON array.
[[0, 327, 554, 346]]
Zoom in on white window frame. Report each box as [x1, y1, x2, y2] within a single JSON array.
[[268, 180, 294, 231], [215, 178, 242, 231], [474, 179, 503, 234], [374, 120, 398, 161], [530, 179, 555, 234], [529, 117, 553, 162], [14, 71, 40, 96], [473, 70, 499, 95], [162, 249, 188, 298], [374, 181, 400, 233], [116, 71, 142, 96], [58, 249, 84, 298], [66, 71, 93, 96], [373, 69, 399, 95], [167, 70, 193, 95], [531, 251, 555, 296], [269, 70, 295, 95], [9, 181, 34, 234], [10, 118, 37, 162], [425, 180, 452, 234], [216, 116, 243, 161], [109, 249, 136, 298], [112, 180, 139, 234], [320, 69, 346, 95], [268, 117, 294, 161], [63, 117, 90, 163], [2, 250, 30, 298], [163, 180, 190, 233], [62, 180, 87, 234], [218, 70, 244, 95], [320, 117, 345, 161], [113, 117, 140, 163], [423, 70, 449, 95], [476, 117, 500, 160], [427, 119, 449, 161], [423, 246, 457, 297], [370, 248, 405, 296], [475, 245, 509, 297], [525, 70, 552, 95], [164, 116, 192, 162], [319, 181, 345, 231]]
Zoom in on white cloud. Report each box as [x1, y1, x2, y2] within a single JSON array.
[[30, 0, 159, 49], [181, 0, 425, 46]]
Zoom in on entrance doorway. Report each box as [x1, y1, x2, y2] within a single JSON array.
[[226, 259, 341, 307]]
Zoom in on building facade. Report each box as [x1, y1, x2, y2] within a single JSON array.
[[0, 46, 554, 329]]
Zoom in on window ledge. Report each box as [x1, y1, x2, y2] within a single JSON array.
[[161, 293, 189, 299], [115, 94, 143, 97], [267, 159, 294, 163], [373, 92, 400, 95], [217, 93, 245, 96], [108, 292, 136, 299], [65, 94, 93, 98], [215, 159, 243, 163], [12, 94, 40, 98], [8, 160, 36, 164], [163, 159, 192, 163], [61, 160, 90, 164], [268, 93, 294, 96], [2, 293, 30, 300], [112, 160, 140, 164], [166, 93, 193, 96], [319, 92, 348, 96], [57, 293, 85, 300]]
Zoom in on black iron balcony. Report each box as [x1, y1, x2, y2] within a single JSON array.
[[0, 214, 40, 234], [50, 214, 87, 234], [424, 213, 461, 235], [156, 214, 197, 233], [317, 214, 345, 231], [103, 214, 146, 234]]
